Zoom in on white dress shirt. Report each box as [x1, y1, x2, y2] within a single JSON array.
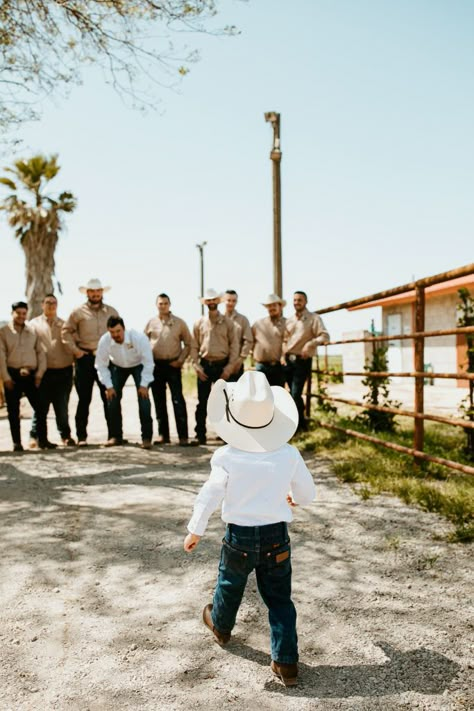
[[187, 444, 316, 536], [95, 329, 154, 389]]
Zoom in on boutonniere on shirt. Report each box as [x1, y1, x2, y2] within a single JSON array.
[[126, 343, 134, 350]]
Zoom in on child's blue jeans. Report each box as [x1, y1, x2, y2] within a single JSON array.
[[211, 521, 298, 664]]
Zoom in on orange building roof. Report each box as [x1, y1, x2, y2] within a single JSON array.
[[348, 275, 474, 311]]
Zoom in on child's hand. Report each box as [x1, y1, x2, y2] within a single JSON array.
[[286, 494, 297, 507], [184, 533, 201, 552]]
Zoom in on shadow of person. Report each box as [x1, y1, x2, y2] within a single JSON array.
[[226, 640, 460, 698]]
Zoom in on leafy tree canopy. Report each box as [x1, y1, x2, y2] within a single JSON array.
[[0, 1, 238, 134]]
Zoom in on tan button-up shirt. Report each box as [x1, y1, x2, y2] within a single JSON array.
[[284, 308, 330, 357], [228, 311, 253, 361], [62, 302, 119, 356], [252, 316, 286, 363], [191, 313, 239, 368], [144, 313, 191, 366], [0, 322, 47, 381], [30, 314, 74, 369]]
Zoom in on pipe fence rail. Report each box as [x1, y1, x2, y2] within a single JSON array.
[[305, 263, 474, 476]]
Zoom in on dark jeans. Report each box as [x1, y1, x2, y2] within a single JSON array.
[[75, 353, 110, 440], [108, 364, 153, 441], [212, 522, 297, 664], [5, 368, 46, 445], [255, 362, 285, 387], [284, 356, 312, 429], [195, 359, 227, 439], [30, 366, 73, 440], [150, 360, 188, 440]]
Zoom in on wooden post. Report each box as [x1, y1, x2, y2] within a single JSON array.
[[414, 284, 425, 456]]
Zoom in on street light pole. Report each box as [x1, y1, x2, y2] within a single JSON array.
[[264, 111, 282, 298], [196, 241, 207, 315]]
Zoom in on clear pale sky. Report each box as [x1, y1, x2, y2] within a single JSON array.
[[1, 0, 473, 345]]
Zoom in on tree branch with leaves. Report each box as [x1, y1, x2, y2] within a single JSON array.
[[0, 0, 239, 135]]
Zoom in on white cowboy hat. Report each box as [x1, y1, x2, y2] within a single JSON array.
[[199, 288, 222, 304], [261, 293, 286, 307], [207, 370, 298, 452], [79, 278, 111, 294]]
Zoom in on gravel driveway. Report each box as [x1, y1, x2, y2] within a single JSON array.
[[0, 388, 472, 709]]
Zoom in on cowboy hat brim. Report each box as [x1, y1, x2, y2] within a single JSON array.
[[207, 379, 298, 452], [261, 298, 287, 307], [199, 294, 223, 304], [79, 285, 111, 294]]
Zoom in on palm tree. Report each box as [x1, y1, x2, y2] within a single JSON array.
[[0, 154, 76, 317]]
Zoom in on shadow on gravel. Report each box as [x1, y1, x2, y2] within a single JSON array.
[[227, 640, 460, 698], [0, 451, 223, 573]]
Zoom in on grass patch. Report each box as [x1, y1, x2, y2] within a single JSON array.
[[297, 415, 474, 543], [182, 362, 198, 398]]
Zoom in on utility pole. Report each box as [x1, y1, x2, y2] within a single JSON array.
[[264, 111, 282, 297], [196, 241, 207, 315]]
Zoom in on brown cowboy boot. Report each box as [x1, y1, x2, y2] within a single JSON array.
[[202, 604, 231, 646], [271, 660, 298, 686]]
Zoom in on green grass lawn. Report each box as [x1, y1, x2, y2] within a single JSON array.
[[296, 410, 474, 543], [182, 362, 198, 398]]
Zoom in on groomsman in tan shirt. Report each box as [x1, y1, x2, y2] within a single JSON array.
[[62, 278, 118, 445], [284, 290, 330, 431], [0, 301, 47, 451], [144, 293, 192, 445], [222, 289, 253, 382], [29, 294, 75, 447], [251, 294, 287, 387], [190, 288, 239, 445]]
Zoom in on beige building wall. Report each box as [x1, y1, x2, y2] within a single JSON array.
[[342, 294, 465, 389], [341, 330, 374, 386], [382, 304, 413, 379], [382, 294, 459, 388]]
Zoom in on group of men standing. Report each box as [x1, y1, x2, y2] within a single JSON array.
[[0, 278, 329, 452]]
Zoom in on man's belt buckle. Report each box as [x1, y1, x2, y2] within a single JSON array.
[[288, 354, 297, 363], [19, 367, 31, 377]]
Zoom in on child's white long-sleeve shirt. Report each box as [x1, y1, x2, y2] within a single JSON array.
[[187, 444, 316, 536]]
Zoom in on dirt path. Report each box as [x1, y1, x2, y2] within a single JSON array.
[[0, 389, 472, 710]]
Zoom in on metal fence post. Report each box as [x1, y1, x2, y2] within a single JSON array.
[[264, 112, 282, 298]]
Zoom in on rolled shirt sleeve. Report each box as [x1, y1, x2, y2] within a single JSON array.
[[308, 313, 330, 349], [289, 449, 316, 505], [239, 316, 254, 360], [187, 465, 229, 536], [35, 335, 47, 378], [231, 312, 253, 364], [95, 333, 113, 389], [226, 319, 240, 371], [177, 321, 192, 366], [61, 311, 82, 357], [137, 332, 154, 387], [0, 330, 8, 382], [190, 320, 201, 367]]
